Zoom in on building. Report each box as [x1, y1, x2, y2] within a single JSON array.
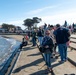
[[0, 28, 7, 33], [15, 26, 23, 33]]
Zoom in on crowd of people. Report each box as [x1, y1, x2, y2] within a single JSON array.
[[20, 23, 71, 72]]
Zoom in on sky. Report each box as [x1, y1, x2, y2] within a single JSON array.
[[0, 0, 76, 29]]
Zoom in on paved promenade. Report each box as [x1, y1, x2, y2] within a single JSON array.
[[11, 43, 76, 75], [1, 35, 76, 75]]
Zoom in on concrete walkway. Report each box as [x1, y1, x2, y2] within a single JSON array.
[[11, 45, 47, 75], [10, 44, 76, 75]]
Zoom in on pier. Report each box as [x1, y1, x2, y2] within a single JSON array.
[[0, 34, 76, 75]]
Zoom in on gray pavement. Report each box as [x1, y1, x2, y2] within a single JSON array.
[[11, 45, 76, 75], [11, 45, 48, 75]]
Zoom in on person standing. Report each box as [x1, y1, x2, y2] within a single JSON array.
[[32, 30, 37, 46], [49, 25, 57, 57], [54, 24, 70, 62], [37, 27, 43, 45], [43, 23, 48, 36], [49, 25, 57, 53], [42, 30, 54, 72]]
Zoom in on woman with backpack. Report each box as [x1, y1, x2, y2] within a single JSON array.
[[41, 30, 54, 72]]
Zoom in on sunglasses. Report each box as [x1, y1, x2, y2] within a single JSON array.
[[46, 33, 50, 34]]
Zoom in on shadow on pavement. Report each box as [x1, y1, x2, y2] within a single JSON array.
[[27, 52, 41, 56], [21, 46, 36, 51], [29, 61, 63, 75], [30, 69, 49, 75], [52, 62, 64, 68], [30, 69, 55, 75], [12, 58, 43, 73]]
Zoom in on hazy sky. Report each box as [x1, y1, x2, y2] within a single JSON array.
[[0, 0, 76, 29]]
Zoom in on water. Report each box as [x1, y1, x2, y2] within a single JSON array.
[[0, 36, 21, 70]]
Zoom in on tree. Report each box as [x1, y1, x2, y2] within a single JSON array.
[[23, 17, 42, 30], [2, 23, 9, 30], [33, 17, 41, 23], [32, 17, 42, 28], [23, 18, 34, 30], [2, 23, 15, 31]]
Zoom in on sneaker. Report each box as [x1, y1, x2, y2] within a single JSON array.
[[58, 60, 64, 63], [64, 59, 68, 62], [48, 68, 53, 72]]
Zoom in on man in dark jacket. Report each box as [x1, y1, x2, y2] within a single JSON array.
[[54, 24, 70, 62], [37, 27, 43, 45]]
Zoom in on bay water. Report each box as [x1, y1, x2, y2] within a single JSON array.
[[0, 36, 21, 70]]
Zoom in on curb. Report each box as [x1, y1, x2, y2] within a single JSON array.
[[69, 46, 76, 50], [0, 46, 20, 75], [68, 57, 76, 66], [71, 37, 76, 39]]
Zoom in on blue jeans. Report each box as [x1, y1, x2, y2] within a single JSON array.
[[38, 37, 43, 45], [58, 43, 67, 61], [44, 53, 52, 68], [32, 37, 36, 46]]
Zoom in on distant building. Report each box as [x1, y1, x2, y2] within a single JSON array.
[[9, 28, 15, 33], [0, 25, 2, 28], [15, 26, 23, 33], [0, 28, 7, 33]]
